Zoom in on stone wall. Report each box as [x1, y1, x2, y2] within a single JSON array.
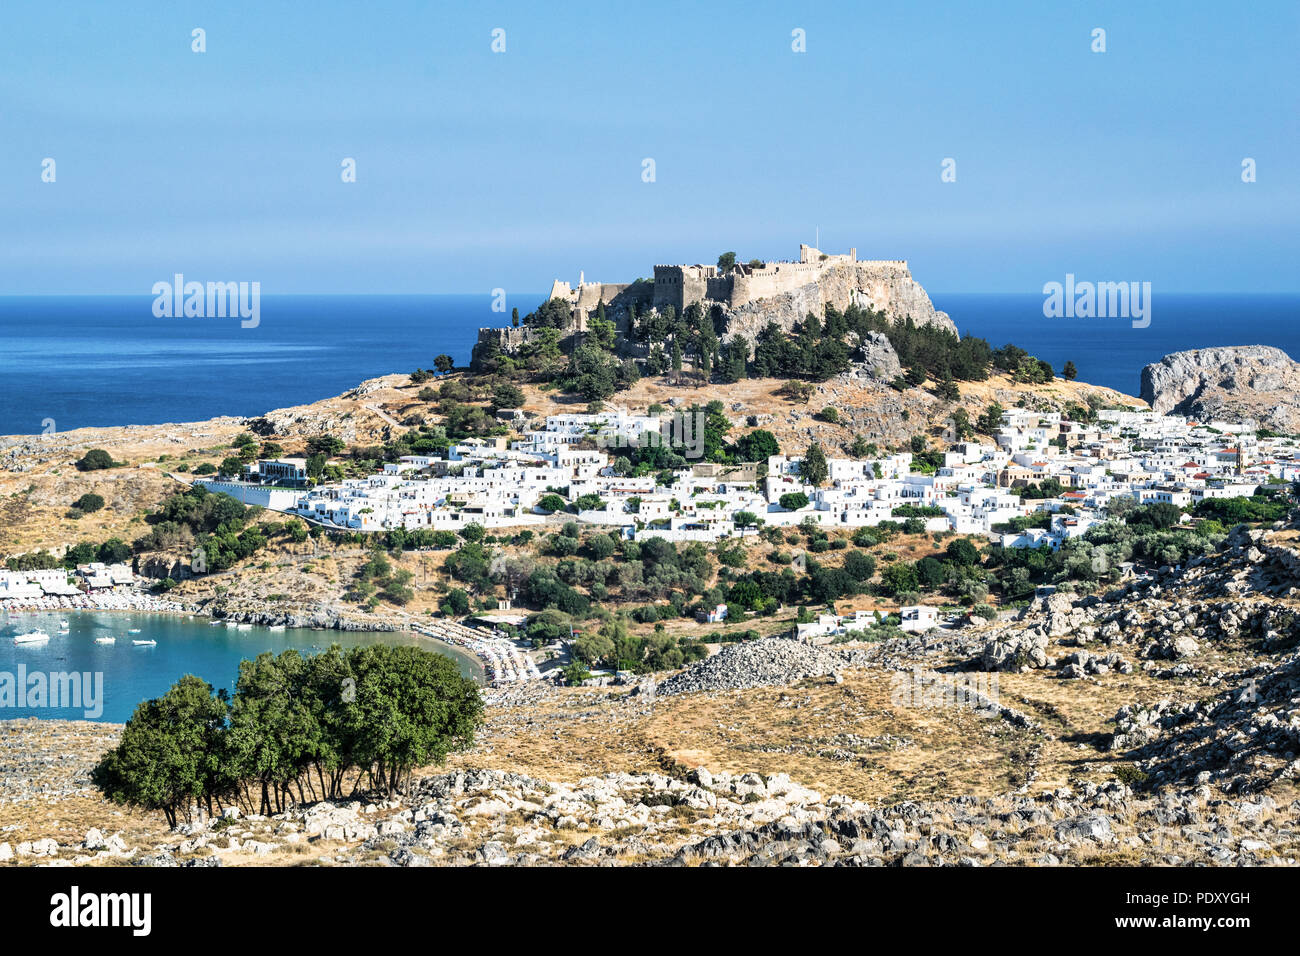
[[482, 243, 954, 362]]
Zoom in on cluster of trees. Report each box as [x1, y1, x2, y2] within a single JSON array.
[[568, 617, 709, 675], [749, 315, 853, 382], [91, 645, 482, 826], [130, 485, 274, 571], [470, 291, 1061, 407], [472, 300, 641, 402], [501, 527, 718, 618], [1, 486, 291, 576], [409, 356, 455, 382], [987, 506, 1217, 600], [1194, 492, 1288, 525], [992, 344, 1055, 384], [562, 340, 641, 402], [345, 550, 415, 607]]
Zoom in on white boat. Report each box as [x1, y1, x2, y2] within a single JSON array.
[[237, 623, 253, 631], [127, 628, 142, 634], [94, 636, 116, 645], [13, 631, 50, 644], [268, 625, 286, 632], [59, 620, 70, 628], [132, 639, 157, 646]]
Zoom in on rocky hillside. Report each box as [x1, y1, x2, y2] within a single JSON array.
[[1140, 345, 1300, 430], [7, 509, 1300, 867], [0, 375, 412, 557]]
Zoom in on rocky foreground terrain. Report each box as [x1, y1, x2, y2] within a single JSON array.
[[1141, 345, 1300, 432], [3, 517, 1300, 866]]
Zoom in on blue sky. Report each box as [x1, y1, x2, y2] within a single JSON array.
[[1, 0, 1296, 294]]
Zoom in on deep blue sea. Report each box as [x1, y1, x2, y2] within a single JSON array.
[[3, 293, 1299, 436], [0, 610, 482, 722], [934, 293, 1300, 398], [0, 294, 546, 436]]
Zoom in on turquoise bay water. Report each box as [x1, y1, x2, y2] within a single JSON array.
[[0, 610, 481, 723]]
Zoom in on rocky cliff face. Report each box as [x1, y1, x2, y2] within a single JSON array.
[[722, 262, 956, 345], [1140, 345, 1300, 429]]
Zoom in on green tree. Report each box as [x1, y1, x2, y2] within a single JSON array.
[[73, 493, 105, 513], [951, 408, 974, 441], [492, 383, 525, 410], [537, 493, 566, 513], [945, 537, 981, 566], [800, 442, 829, 487], [75, 449, 118, 471], [305, 435, 345, 457], [1063, 360, 1078, 381], [879, 561, 919, 597], [91, 675, 228, 828], [733, 429, 780, 462], [977, 402, 1005, 434]]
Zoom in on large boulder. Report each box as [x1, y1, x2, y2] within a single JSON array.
[[1140, 345, 1300, 430], [982, 629, 1049, 671]]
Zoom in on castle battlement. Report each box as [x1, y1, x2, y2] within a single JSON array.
[[480, 241, 951, 370], [548, 244, 922, 326]]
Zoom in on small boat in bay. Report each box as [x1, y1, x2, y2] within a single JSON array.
[[94, 636, 116, 645], [132, 639, 157, 646], [127, 628, 142, 634], [13, 631, 50, 644]]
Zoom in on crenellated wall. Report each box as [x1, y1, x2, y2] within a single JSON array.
[[483, 243, 955, 364]]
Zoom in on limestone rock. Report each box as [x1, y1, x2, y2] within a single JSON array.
[[1140, 345, 1300, 430]]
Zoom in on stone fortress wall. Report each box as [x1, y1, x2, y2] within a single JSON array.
[[478, 242, 955, 361]]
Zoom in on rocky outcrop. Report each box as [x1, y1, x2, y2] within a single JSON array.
[[840, 331, 903, 382], [721, 261, 956, 345], [1140, 345, 1300, 429]]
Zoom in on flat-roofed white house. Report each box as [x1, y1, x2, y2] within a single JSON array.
[[899, 605, 940, 633], [244, 458, 309, 485]]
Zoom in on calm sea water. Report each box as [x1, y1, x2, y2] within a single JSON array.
[[2, 294, 1298, 436], [934, 293, 1300, 398], [0, 294, 545, 436], [0, 610, 482, 723]]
